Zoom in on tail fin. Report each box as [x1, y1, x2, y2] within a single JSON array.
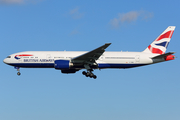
[[143, 26, 176, 54]]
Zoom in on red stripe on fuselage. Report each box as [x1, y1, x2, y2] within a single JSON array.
[[15, 54, 33, 57]]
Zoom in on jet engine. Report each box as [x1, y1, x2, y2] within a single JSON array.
[[54, 60, 78, 73], [54, 60, 73, 69]]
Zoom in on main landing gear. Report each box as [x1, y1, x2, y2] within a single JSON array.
[[82, 70, 97, 79], [15, 67, 21, 76], [17, 72, 21, 76]]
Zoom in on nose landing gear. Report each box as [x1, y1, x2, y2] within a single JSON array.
[[15, 67, 21, 76], [17, 72, 21, 76]]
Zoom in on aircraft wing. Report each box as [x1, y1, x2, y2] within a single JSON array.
[[72, 43, 111, 64]]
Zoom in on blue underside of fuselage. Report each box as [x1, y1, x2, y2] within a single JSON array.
[[7, 63, 147, 69]]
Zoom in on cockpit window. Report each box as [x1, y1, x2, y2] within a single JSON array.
[[7, 56, 11, 58]]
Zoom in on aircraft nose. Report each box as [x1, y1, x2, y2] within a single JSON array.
[[3, 58, 8, 64]]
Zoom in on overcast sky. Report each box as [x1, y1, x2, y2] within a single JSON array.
[[0, 0, 180, 120]]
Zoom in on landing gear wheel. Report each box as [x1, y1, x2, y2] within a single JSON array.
[[90, 73, 94, 78], [93, 75, 97, 79], [82, 71, 87, 75], [86, 72, 90, 77], [17, 72, 21, 76], [82, 68, 97, 79]]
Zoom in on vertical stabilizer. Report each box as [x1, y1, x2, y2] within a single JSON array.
[[143, 26, 176, 54]]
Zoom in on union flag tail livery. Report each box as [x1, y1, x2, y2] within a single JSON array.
[[3, 26, 176, 79], [143, 26, 175, 54]]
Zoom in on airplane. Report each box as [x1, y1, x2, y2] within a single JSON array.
[[3, 26, 176, 79]]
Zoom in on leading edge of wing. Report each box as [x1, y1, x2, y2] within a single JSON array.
[[72, 43, 111, 63]]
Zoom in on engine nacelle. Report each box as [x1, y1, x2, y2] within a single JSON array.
[[54, 60, 72, 70], [164, 55, 175, 61]]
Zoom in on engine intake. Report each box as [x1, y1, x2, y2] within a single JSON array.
[[54, 60, 72, 69]]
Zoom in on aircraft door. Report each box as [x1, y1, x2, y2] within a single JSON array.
[[46, 54, 51, 59], [135, 55, 140, 62], [18, 58, 22, 63], [46, 54, 52, 63], [99, 54, 104, 61], [18, 56, 22, 63], [46, 54, 52, 66]]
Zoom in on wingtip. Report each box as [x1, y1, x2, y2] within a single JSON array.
[[105, 43, 112, 45]]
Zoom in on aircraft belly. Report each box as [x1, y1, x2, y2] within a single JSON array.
[[8, 63, 54, 68], [98, 63, 147, 69]]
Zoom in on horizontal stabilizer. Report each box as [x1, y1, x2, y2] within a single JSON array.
[[152, 52, 175, 59]]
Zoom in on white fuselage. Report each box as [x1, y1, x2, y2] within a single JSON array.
[[3, 51, 160, 69]]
